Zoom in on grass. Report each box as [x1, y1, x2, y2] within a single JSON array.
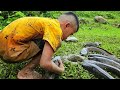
[[0, 11, 120, 79], [55, 22, 120, 79]]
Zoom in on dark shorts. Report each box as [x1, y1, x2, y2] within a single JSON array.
[[33, 38, 45, 54]]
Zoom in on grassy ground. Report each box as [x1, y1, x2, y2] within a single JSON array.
[[0, 11, 120, 79]]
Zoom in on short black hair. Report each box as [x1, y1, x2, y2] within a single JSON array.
[[64, 12, 79, 32]]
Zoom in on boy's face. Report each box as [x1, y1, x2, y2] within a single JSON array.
[[62, 22, 76, 40]]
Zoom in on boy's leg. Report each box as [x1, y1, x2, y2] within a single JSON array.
[[17, 38, 45, 79], [17, 53, 43, 79]]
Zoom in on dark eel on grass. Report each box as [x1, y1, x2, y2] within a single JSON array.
[[83, 42, 101, 47], [80, 46, 120, 79], [88, 56, 120, 70], [83, 60, 120, 77], [80, 46, 114, 56], [82, 60, 114, 79], [88, 54, 120, 64]]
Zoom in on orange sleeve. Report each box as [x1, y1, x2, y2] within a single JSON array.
[[43, 22, 62, 52]]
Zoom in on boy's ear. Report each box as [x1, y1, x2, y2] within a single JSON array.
[[65, 22, 70, 28]]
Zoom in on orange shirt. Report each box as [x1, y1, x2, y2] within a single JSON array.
[[0, 17, 62, 61]]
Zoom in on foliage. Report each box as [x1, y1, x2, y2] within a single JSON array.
[[0, 11, 120, 79]]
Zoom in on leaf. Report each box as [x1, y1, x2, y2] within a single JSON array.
[[0, 16, 4, 19], [15, 11, 25, 17]]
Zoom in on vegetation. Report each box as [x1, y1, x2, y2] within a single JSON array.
[[0, 11, 120, 79]]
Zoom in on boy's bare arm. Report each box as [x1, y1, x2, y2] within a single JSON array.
[[40, 41, 64, 74]]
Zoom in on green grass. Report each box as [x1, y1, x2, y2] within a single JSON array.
[[0, 11, 120, 79], [55, 21, 120, 79]]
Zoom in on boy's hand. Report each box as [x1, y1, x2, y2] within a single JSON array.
[[58, 60, 64, 72]]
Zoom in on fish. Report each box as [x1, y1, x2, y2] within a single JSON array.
[[83, 42, 101, 47], [65, 36, 78, 42], [80, 46, 113, 56], [82, 60, 115, 79], [52, 56, 61, 62], [62, 54, 85, 62], [84, 60, 120, 77], [80, 48, 88, 56], [52, 56, 61, 66], [88, 54, 120, 64], [88, 56, 120, 70]]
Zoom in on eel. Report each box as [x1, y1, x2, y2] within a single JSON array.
[[62, 54, 85, 62], [84, 60, 120, 77], [88, 54, 120, 64], [83, 42, 101, 47], [82, 60, 115, 79], [65, 36, 78, 42], [52, 56, 61, 66], [88, 56, 120, 70], [80, 46, 114, 56]]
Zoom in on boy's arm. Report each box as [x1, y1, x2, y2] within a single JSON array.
[[40, 41, 64, 74]]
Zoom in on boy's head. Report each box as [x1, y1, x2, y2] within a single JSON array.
[[58, 12, 79, 40]]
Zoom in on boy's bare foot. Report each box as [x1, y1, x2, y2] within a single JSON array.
[[17, 69, 43, 79]]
